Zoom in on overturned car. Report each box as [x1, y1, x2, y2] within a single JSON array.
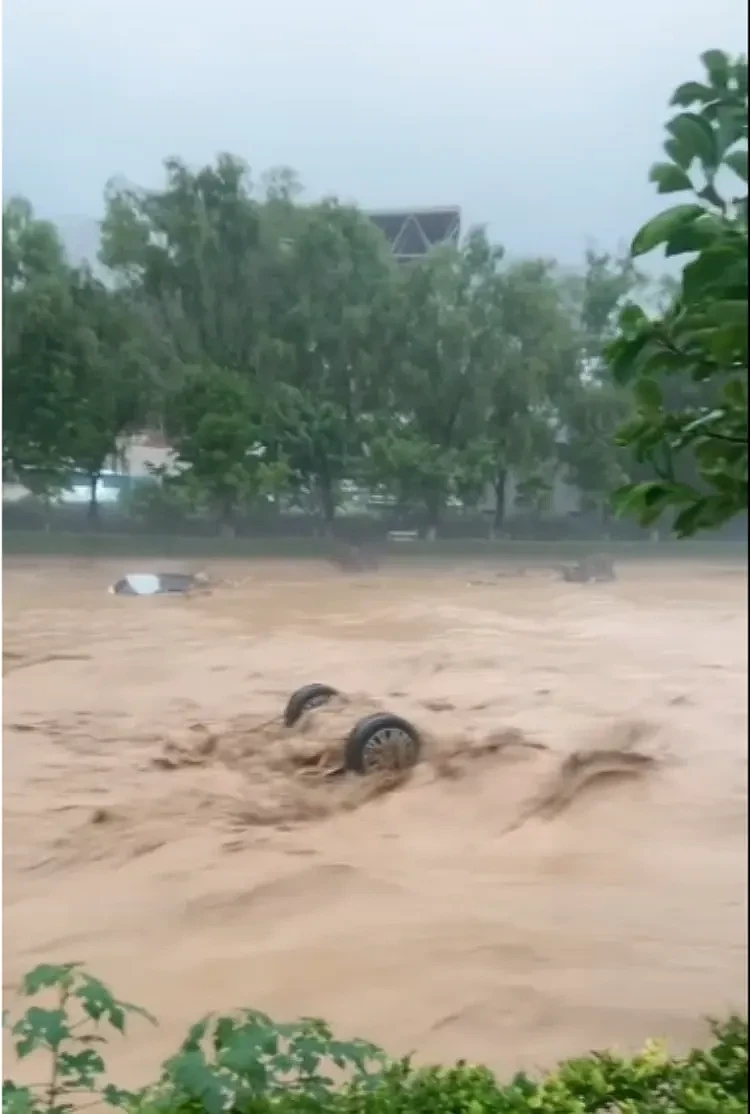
[[282, 683, 422, 775]]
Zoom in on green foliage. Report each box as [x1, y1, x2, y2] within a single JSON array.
[[63, 271, 156, 519], [2, 962, 155, 1114], [121, 478, 195, 530], [261, 199, 395, 528], [3, 966, 747, 1114], [164, 365, 287, 528], [610, 50, 748, 536], [366, 231, 504, 531], [100, 154, 266, 373], [143, 1011, 385, 1113], [3, 199, 78, 490], [5, 50, 747, 540], [1, 169, 655, 539], [3, 199, 156, 513], [557, 252, 644, 519], [479, 257, 574, 533]]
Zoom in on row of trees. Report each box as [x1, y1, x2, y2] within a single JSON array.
[[3, 52, 746, 539]]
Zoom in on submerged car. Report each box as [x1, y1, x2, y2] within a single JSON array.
[[109, 572, 210, 596], [282, 683, 422, 775]]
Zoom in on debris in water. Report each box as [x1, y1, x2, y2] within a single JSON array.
[[558, 555, 617, 583]]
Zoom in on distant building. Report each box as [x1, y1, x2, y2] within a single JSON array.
[[115, 430, 180, 478], [367, 207, 461, 261]]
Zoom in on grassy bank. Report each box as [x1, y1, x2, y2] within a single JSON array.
[[3, 529, 747, 563]]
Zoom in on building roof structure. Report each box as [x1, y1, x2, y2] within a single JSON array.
[[367, 207, 461, 260]]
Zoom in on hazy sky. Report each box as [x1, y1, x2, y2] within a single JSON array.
[[3, 0, 748, 263]]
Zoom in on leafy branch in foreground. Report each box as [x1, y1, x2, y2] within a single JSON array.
[[146, 1010, 386, 1114], [2, 965, 747, 1113], [2, 962, 155, 1114], [609, 49, 748, 537]]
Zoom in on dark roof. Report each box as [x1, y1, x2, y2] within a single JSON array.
[[367, 207, 461, 258]]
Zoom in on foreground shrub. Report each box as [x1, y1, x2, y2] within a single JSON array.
[[3, 964, 747, 1113]]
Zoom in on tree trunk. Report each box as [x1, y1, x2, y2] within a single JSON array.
[[317, 477, 336, 537], [87, 474, 100, 528], [218, 494, 237, 538], [424, 494, 442, 542], [490, 468, 508, 539]]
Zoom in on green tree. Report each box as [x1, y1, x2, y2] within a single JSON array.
[[558, 379, 634, 527], [100, 154, 267, 378], [557, 250, 644, 525], [64, 270, 154, 522], [4, 200, 155, 519], [610, 49, 748, 537], [164, 365, 286, 534], [262, 199, 395, 532], [3, 197, 67, 289], [2, 198, 77, 493], [482, 258, 579, 535], [368, 230, 502, 538]]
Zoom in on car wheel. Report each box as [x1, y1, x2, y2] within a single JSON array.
[[344, 712, 422, 775], [283, 683, 339, 727]]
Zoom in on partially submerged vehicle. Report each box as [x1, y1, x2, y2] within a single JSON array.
[[282, 682, 422, 775], [328, 543, 379, 573], [558, 554, 616, 583], [109, 572, 210, 596]]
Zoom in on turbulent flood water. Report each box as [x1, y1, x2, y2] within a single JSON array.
[[3, 556, 748, 1083]]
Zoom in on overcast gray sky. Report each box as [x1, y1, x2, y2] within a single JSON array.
[[3, 0, 747, 263]]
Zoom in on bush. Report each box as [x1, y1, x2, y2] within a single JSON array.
[[3, 964, 747, 1114]]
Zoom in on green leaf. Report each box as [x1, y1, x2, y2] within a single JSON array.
[[607, 332, 653, 385], [714, 108, 747, 158], [165, 1051, 229, 1114], [56, 1049, 106, 1089], [664, 136, 694, 170], [701, 49, 732, 88], [630, 205, 705, 257], [682, 248, 747, 301], [12, 1008, 70, 1056], [1, 1082, 36, 1114], [20, 965, 80, 997], [649, 162, 694, 194], [723, 377, 747, 408], [617, 303, 649, 333], [670, 81, 717, 107], [707, 299, 749, 327], [725, 148, 749, 182], [666, 113, 719, 168], [634, 378, 664, 411], [673, 498, 716, 536], [613, 480, 697, 528], [664, 212, 727, 255], [181, 1016, 211, 1053], [74, 976, 120, 1027], [74, 977, 156, 1033], [101, 1084, 139, 1108], [698, 181, 727, 209]]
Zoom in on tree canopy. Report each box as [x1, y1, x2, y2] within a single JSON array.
[[4, 51, 746, 540]]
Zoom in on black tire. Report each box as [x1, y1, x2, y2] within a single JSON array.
[[110, 578, 136, 596], [344, 712, 422, 775], [283, 683, 339, 727]]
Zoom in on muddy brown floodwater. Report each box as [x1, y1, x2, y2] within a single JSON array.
[[3, 556, 748, 1084]]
